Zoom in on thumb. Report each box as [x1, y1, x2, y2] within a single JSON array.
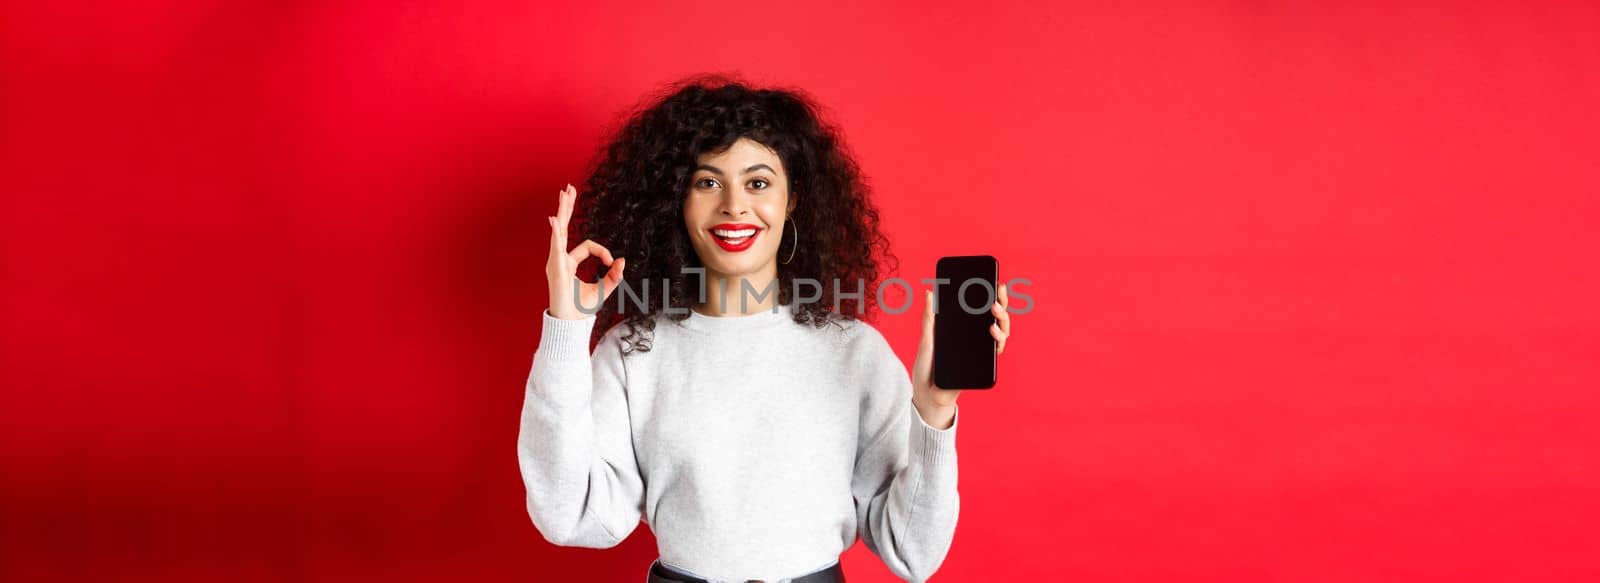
[[920, 289, 936, 347], [914, 289, 935, 386], [601, 257, 626, 296]]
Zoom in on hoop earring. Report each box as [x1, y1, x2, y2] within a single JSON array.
[[780, 217, 799, 265]]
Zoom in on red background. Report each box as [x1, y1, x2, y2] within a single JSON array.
[[3, 1, 1598, 581]]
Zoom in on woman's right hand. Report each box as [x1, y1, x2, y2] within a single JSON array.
[[546, 184, 626, 320]]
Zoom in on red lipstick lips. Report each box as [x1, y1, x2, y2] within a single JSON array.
[[709, 222, 762, 253]]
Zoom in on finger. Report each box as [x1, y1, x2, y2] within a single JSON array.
[[602, 257, 626, 290], [920, 290, 936, 347], [556, 185, 575, 232], [567, 239, 615, 267], [547, 216, 563, 263], [991, 297, 1011, 334], [990, 322, 1008, 342], [551, 188, 573, 251], [995, 285, 1012, 331]]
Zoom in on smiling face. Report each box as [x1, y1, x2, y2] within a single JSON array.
[[683, 137, 796, 282]]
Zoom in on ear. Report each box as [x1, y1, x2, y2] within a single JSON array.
[[787, 192, 798, 214]]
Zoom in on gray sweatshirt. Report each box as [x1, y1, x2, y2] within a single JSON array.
[[517, 301, 960, 582]]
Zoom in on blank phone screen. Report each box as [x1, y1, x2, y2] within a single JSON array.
[[933, 255, 998, 389]]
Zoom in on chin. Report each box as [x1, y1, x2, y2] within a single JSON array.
[[702, 253, 771, 277], [710, 260, 760, 276]]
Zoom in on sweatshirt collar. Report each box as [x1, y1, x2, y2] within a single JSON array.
[[677, 300, 794, 333]]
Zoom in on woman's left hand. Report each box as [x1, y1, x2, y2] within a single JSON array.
[[911, 285, 1012, 429]]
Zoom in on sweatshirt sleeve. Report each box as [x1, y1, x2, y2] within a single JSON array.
[[517, 310, 646, 548], [851, 330, 961, 583]]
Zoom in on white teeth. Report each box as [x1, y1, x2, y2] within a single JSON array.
[[712, 228, 757, 238]]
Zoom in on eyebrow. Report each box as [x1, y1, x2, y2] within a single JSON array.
[[695, 163, 777, 175]]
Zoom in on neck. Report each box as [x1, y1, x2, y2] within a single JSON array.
[[693, 266, 781, 317]]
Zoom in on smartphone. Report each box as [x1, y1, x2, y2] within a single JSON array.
[[934, 255, 998, 390]]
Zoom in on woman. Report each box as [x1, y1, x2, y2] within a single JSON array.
[[518, 77, 1013, 583]]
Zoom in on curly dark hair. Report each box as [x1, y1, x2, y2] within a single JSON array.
[[571, 74, 897, 353]]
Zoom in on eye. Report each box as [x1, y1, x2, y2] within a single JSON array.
[[748, 178, 769, 190], [695, 177, 720, 189]]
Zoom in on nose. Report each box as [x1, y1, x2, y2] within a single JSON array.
[[718, 189, 750, 218]]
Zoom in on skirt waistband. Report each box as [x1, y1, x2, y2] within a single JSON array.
[[646, 557, 844, 583]]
